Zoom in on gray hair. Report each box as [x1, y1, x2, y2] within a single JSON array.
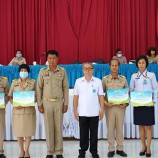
[[82, 62, 94, 69]]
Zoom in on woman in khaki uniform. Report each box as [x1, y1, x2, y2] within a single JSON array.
[[8, 49, 26, 65], [146, 47, 158, 63], [8, 64, 36, 158], [0, 77, 9, 158]]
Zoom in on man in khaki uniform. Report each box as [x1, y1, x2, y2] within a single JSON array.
[[36, 50, 69, 158], [0, 77, 9, 158], [102, 59, 128, 158]]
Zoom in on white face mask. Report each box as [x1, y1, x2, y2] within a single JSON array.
[[117, 54, 122, 58], [16, 54, 22, 58], [19, 72, 28, 79]]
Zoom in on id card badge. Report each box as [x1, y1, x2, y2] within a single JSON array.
[[143, 79, 147, 85]]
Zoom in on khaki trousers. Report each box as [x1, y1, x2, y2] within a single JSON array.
[[105, 106, 125, 151], [0, 109, 5, 154], [43, 100, 63, 155]]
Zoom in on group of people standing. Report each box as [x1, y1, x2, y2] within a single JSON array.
[[0, 50, 157, 158], [0, 50, 69, 158], [73, 55, 158, 158]]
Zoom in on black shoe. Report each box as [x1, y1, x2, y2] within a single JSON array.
[[46, 155, 53, 158], [92, 154, 99, 158], [139, 149, 146, 156], [78, 155, 85, 158], [0, 154, 6, 158], [116, 150, 127, 157], [146, 152, 151, 157], [56, 155, 63, 158], [107, 151, 115, 157]]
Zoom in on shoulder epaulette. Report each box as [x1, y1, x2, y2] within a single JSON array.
[[149, 71, 154, 73], [132, 72, 137, 75], [59, 67, 65, 70], [103, 75, 109, 78], [12, 79, 18, 82], [0, 76, 7, 80], [40, 67, 47, 71], [29, 78, 35, 81], [120, 75, 125, 78]]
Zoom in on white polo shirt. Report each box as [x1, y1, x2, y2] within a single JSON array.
[[74, 76, 104, 117]]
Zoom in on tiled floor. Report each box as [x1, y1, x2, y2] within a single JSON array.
[[3, 139, 158, 158]]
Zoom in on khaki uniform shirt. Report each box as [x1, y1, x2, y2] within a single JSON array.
[[0, 76, 9, 106], [112, 56, 127, 64], [102, 74, 128, 102], [146, 55, 158, 63], [8, 78, 36, 114], [36, 66, 69, 106], [8, 57, 26, 65]]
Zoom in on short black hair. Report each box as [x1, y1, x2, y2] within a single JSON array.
[[46, 50, 59, 58], [109, 58, 120, 66], [15, 49, 23, 54], [116, 48, 122, 53], [147, 47, 156, 57], [19, 64, 30, 73], [135, 55, 149, 68]]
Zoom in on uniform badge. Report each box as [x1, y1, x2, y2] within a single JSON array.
[[45, 80, 49, 84], [29, 84, 33, 87], [57, 73, 62, 77], [143, 79, 147, 85], [44, 71, 49, 76], [107, 80, 111, 83], [119, 80, 123, 83], [93, 89, 96, 93]]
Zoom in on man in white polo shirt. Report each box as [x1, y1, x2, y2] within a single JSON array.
[[73, 62, 104, 158]]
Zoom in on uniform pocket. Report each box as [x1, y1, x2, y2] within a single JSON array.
[[55, 76, 63, 87], [0, 87, 4, 92], [117, 81, 125, 88], [43, 76, 50, 86]]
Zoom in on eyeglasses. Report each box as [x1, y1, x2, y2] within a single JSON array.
[[83, 67, 94, 71]]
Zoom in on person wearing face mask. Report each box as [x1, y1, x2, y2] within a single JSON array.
[[146, 47, 158, 63], [8, 64, 36, 158], [8, 50, 26, 65], [112, 49, 127, 64]]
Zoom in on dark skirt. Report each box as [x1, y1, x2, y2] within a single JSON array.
[[134, 106, 155, 126]]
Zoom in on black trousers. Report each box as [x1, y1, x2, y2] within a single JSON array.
[[79, 116, 99, 156]]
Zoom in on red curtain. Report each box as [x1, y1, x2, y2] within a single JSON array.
[[0, 0, 157, 65]]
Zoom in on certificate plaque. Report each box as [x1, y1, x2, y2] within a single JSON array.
[[0, 93, 5, 109], [13, 91, 35, 107], [107, 88, 129, 104], [130, 91, 154, 107]]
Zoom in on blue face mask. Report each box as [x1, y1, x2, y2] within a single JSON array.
[[16, 54, 22, 58], [19, 72, 28, 79]]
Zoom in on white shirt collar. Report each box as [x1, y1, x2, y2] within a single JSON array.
[[81, 76, 94, 82]]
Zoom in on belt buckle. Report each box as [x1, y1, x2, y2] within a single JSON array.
[[50, 98, 58, 102]]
